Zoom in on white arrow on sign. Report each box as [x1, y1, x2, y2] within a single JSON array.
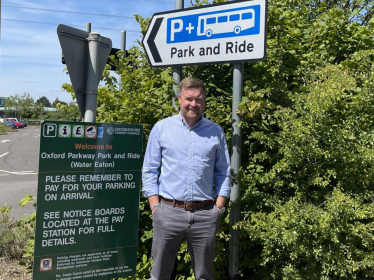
[[143, 0, 268, 67]]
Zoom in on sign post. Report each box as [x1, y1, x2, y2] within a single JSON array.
[[172, 0, 184, 111], [143, 0, 267, 67], [57, 24, 112, 120], [229, 63, 243, 279], [33, 121, 143, 280]]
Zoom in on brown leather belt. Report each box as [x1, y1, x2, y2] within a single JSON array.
[[160, 197, 214, 211]]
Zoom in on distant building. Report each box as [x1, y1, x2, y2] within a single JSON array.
[[0, 96, 5, 107], [0, 96, 8, 117]]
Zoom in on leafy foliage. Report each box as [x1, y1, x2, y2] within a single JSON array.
[[51, 98, 67, 108], [0, 122, 12, 135], [236, 189, 374, 279], [0, 196, 35, 263]]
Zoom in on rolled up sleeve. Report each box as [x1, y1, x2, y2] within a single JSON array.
[[142, 124, 161, 198], [214, 129, 231, 198]]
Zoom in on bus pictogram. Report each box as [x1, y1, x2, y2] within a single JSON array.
[[197, 8, 255, 38]]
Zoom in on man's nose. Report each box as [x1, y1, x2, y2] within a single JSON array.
[[190, 100, 197, 106]]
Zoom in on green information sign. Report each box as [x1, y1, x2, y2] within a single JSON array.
[[33, 121, 143, 280]]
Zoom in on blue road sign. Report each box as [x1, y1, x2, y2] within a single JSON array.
[[143, 0, 267, 67], [167, 5, 261, 43]]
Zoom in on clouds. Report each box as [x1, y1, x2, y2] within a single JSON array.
[[0, 0, 177, 103]]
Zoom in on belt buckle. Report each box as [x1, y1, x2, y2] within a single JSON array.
[[184, 202, 193, 211]]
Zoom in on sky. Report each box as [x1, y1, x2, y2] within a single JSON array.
[[0, 0, 185, 103]]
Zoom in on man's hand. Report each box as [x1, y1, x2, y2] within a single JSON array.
[[148, 194, 160, 215], [216, 195, 227, 212]]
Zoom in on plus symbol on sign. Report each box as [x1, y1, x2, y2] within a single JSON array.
[[186, 23, 195, 34]]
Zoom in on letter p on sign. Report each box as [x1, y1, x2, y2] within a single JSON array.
[[170, 19, 183, 42], [43, 123, 57, 137]]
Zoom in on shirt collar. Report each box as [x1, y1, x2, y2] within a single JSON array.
[[178, 112, 204, 129]]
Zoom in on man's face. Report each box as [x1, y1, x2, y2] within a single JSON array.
[[178, 87, 206, 126]]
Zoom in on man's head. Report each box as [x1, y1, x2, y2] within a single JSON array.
[[178, 78, 206, 127]]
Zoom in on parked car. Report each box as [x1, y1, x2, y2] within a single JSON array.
[[1, 119, 18, 129], [7, 118, 27, 127], [4, 118, 23, 128]]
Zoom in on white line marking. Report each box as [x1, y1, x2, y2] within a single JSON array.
[[0, 169, 37, 175], [0, 169, 18, 174], [1, 140, 10, 143], [0, 152, 9, 158], [22, 134, 29, 135]]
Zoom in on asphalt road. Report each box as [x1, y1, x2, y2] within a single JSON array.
[[0, 127, 40, 220]]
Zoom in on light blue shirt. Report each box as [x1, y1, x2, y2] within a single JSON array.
[[142, 113, 231, 201]]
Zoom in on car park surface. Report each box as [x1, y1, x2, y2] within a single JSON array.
[[0, 126, 40, 219]]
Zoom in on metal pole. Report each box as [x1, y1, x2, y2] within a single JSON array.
[[121, 30, 126, 52], [84, 32, 100, 122], [85, 22, 91, 33], [172, 0, 183, 111], [172, 69, 182, 109], [228, 63, 243, 280], [119, 30, 126, 91]]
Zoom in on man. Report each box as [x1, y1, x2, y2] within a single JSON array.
[[142, 78, 231, 280]]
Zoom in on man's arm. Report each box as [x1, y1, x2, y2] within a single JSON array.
[[214, 128, 232, 199], [142, 124, 162, 207]]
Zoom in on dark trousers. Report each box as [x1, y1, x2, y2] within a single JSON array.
[[150, 201, 221, 280]]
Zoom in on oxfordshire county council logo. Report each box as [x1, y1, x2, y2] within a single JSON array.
[[107, 127, 114, 135], [72, 125, 84, 138], [40, 258, 52, 271], [85, 126, 97, 138]]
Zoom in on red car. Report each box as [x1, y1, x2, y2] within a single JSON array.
[[5, 118, 24, 128]]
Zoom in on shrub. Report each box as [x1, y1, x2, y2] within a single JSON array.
[[0, 204, 32, 260]]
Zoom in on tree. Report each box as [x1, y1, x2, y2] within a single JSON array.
[[51, 98, 67, 108], [45, 101, 80, 121], [4, 93, 38, 119], [36, 96, 51, 107]]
